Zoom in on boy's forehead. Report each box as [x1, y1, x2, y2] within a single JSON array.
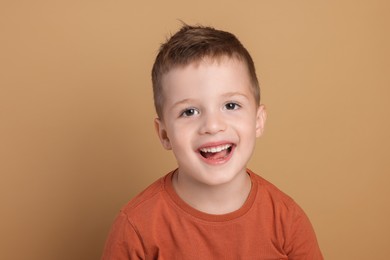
[[161, 56, 249, 84], [187, 55, 244, 69], [160, 57, 254, 101]]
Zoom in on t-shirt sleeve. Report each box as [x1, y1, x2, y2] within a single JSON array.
[[283, 203, 324, 260], [101, 211, 145, 260]]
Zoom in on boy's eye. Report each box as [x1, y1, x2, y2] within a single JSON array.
[[181, 108, 199, 117], [225, 102, 240, 110]]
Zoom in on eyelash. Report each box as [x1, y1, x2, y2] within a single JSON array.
[[224, 102, 241, 110], [180, 108, 199, 117]]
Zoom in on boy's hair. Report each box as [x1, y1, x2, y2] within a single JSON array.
[[151, 24, 260, 118]]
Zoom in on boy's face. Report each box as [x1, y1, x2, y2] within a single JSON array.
[[155, 57, 266, 187]]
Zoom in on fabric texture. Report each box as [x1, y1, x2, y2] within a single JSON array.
[[102, 170, 323, 259]]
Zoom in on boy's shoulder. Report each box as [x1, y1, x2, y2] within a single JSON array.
[[248, 169, 297, 210], [119, 172, 171, 219]]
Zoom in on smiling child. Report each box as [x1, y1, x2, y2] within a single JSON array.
[[102, 24, 323, 259]]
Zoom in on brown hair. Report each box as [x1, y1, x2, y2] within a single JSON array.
[[151, 24, 260, 118]]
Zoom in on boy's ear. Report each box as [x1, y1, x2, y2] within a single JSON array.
[[255, 105, 267, 138], [154, 118, 172, 150]]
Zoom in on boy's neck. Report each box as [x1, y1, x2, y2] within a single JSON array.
[[172, 169, 252, 215]]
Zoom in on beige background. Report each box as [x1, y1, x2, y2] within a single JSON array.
[[1, 1, 389, 259]]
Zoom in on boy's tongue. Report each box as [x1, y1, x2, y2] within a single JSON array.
[[202, 149, 229, 160]]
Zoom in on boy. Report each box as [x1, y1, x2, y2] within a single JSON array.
[[102, 24, 323, 259]]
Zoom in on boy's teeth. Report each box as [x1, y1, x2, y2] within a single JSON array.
[[200, 144, 231, 153]]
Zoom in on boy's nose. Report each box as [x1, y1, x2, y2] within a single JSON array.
[[199, 112, 227, 135]]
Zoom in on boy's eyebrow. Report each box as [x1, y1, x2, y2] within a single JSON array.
[[221, 92, 250, 100], [171, 98, 195, 109], [171, 92, 250, 109]]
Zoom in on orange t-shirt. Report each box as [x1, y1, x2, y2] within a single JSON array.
[[102, 170, 323, 259]]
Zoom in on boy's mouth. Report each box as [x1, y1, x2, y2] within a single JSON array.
[[198, 143, 234, 161]]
